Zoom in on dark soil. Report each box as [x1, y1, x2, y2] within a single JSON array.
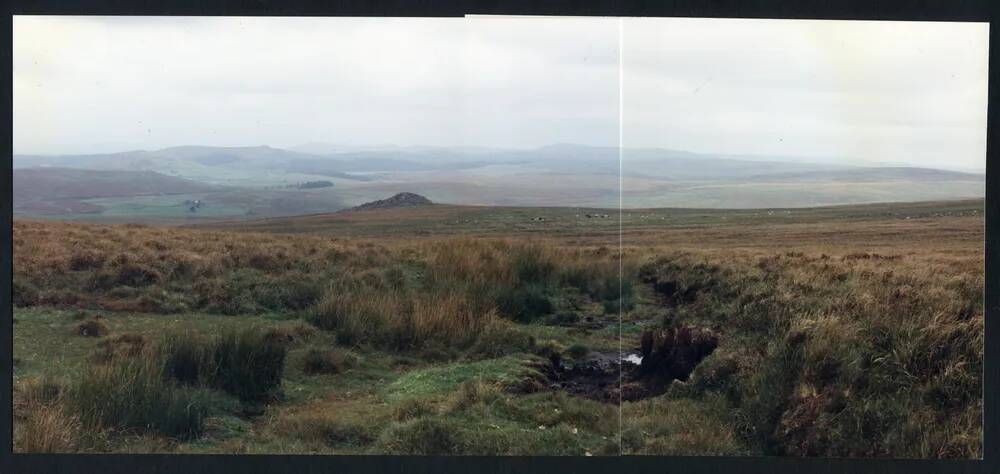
[[638, 325, 718, 382], [530, 323, 719, 403], [538, 351, 636, 403]]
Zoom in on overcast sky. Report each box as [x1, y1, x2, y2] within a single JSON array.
[[623, 18, 989, 171], [13, 16, 988, 171]]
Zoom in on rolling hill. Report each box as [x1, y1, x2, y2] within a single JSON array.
[[13, 144, 986, 216], [13, 168, 219, 200], [12, 167, 347, 221], [13, 168, 221, 216]]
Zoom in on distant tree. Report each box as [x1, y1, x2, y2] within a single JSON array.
[[298, 180, 334, 189]]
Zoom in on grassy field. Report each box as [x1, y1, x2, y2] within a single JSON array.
[[12, 199, 983, 457], [197, 199, 981, 240]]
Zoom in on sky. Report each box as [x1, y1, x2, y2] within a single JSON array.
[[623, 18, 989, 171], [13, 16, 989, 171]]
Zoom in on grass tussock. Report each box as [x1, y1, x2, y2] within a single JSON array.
[[15, 222, 624, 328], [302, 348, 359, 375], [14, 378, 82, 453], [264, 322, 318, 346], [632, 250, 983, 458], [13, 221, 362, 315], [376, 417, 463, 455], [392, 398, 435, 422], [69, 352, 211, 440], [49, 326, 289, 447], [16, 326, 290, 451], [15, 407, 83, 453], [92, 333, 148, 363], [158, 328, 289, 402], [213, 329, 288, 402], [310, 287, 530, 353], [308, 238, 622, 352]]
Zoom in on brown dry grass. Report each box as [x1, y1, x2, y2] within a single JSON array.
[[14, 219, 617, 315], [14, 219, 397, 314], [622, 214, 984, 458], [13, 378, 82, 453]]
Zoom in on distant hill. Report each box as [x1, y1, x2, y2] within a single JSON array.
[[12, 167, 350, 221], [13, 144, 986, 210], [13, 168, 223, 216], [13, 146, 371, 183], [14, 168, 219, 201], [348, 192, 433, 211]]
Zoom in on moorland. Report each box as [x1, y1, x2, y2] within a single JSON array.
[[12, 197, 983, 457]]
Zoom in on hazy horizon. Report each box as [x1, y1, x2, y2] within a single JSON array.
[[11, 141, 988, 175]]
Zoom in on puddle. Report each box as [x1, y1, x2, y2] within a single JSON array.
[[623, 353, 643, 365]]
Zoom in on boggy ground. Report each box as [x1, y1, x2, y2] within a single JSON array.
[[11, 200, 984, 457], [13, 220, 627, 455]]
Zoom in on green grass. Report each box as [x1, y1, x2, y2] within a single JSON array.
[[12, 308, 292, 382], [382, 355, 541, 404], [520, 323, 620, 353], [14, 303, 621, 455], [372, 386, 620, 455]]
